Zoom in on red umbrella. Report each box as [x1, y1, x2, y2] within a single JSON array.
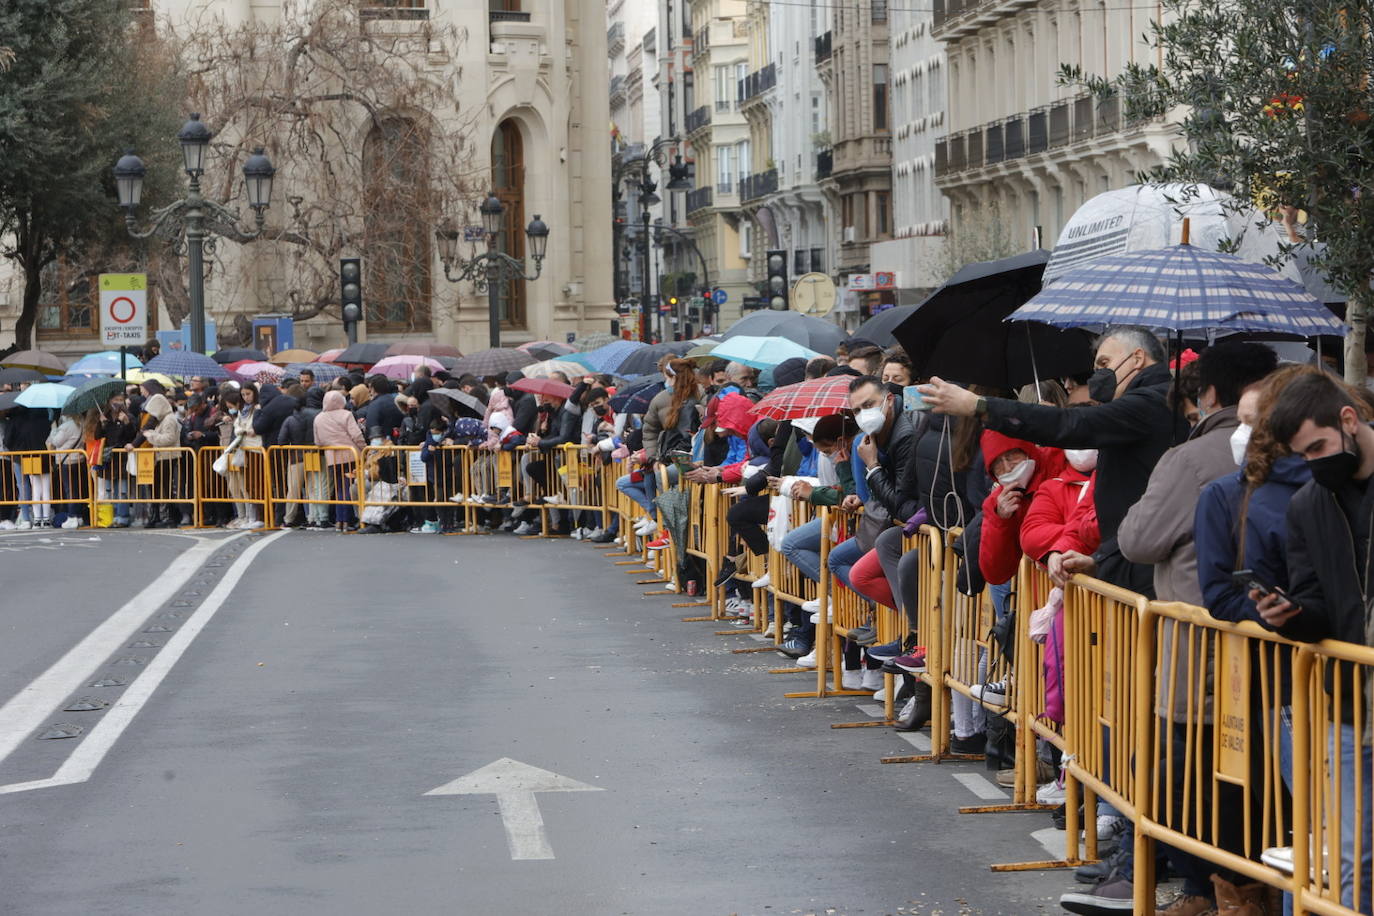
[[751, 376, 853, 420], [511, 376, 574, 400]]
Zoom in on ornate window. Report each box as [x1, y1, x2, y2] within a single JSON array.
[[36, 259, 96, 338], [491, 120, 527, 330], [363, 117, 433, 332]]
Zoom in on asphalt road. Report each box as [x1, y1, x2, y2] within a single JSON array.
[[0, 528, 1079, 915]]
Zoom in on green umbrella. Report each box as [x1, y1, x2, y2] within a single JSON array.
[[62, 378, 126, 416]]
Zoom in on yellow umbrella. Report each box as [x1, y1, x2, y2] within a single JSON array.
[[269, 348, 320, 366], [124, 369, 176, 388]]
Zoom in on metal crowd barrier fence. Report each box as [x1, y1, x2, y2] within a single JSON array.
[[0, 449, 93, 525], [265, 445, 363, 527]]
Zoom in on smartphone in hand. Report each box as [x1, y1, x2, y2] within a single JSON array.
[[1231, 568, 1289, 601]]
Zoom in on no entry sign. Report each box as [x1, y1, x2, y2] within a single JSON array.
[[99, 274, 148, 346]]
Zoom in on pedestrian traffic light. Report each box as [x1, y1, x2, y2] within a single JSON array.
[[340, 257, 362, 341], [765, 250, 788, 310]]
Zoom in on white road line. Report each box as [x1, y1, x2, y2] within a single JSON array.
[[896, 731, 932, 753], [1031, 826, 1068, 861], [0, 534, 242, 769], [854, 703, 885, 718], [0, 530, 286, 795], [953, 772, 1009, 801]]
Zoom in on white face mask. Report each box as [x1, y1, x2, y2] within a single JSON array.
[[1230, 423, 1252, 467], [996, 458, 1036, 489], [855, 405, 886, 435], [1064, 448, 1098, 473]]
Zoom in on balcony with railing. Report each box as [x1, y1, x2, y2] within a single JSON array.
[[934, 95, 1143, 180], [685, 105, 712, 135], [815, 31, 832, 63], [609, 75, 626, 105], [686, 186, 714, 215], [932, 0, 1046, 39], [363, 0, 429, 21], [488, 8, 529, 24], [739, 169, 779, 203], [737, 63, 776, 105], [607, 21, 625, 55], [692, 26, 710, 58]]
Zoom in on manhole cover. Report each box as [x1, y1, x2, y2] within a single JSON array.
[[64, 698, 109, 712], [38, 724, 82, 740], [88, 678, 127, 688], [144, 625, 173, 633], [128, 640, 162, 649], [110, 657, 147, 666]]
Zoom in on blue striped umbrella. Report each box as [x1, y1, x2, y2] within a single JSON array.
[[1010, 245, 1345, 335], [285, 362, 348, 384], [567, 339, 648, 373], [145, 350, 230, 379]]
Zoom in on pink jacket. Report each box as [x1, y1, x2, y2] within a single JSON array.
[[313, 390, 364, 464]]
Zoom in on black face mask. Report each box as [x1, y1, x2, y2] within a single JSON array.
[[593, 405, 609, 417], [1086, 354, 1135, 403], [1308, 430, 1361, 491], [883, 381, 904, 398]]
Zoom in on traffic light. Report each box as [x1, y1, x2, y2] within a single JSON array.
[[340, 257, 362, 343], [765, 249, 788, 310]]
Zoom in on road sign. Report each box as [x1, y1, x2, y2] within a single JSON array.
[[99, 274, 148, 346], [425, 758, 604, 860], [712, 288, 728, 306]]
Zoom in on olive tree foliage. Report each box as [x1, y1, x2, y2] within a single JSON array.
[[0, 1, 182, 356], [1062, 0, 1374, 383], [161, 0, 483, 343]]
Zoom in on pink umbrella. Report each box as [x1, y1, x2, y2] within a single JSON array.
[[315, 348, 345, 363], [231, 360, 283, 383], [370, 354, 444, 381]]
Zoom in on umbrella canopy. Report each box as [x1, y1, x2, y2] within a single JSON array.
[[230, 361, 283, 384], [315, 348, 345, 363], [62, 378, 126, 416], [211, 347, 267, 364], [145, 351, 228, 380], [124, 369, 177, 389], [0, 391, 19, 411], [609, 376, 665, 414], [1012, 244, 1346, 336], [707, 335, 823, 369], [285, 362, 348, 384], [891, 250, 1093, 389], [572, 331, 620, 352], [511, 376, 574, 400], [371, 354, 444, 381], [15, 382, 75, 409], [428, 387, 486, 418], [852, 306, 918, 349], [565, 339, 647, 374], [615, 341, 696, 377], [56, 373, 114, 386], [1, 349, 65, 374], [685, 342, 719, 364], [522, 358, 587, 379], [450, 347, 537, 377], [751, 376, 854, 421], [268, 348, 320, 366], [68, 350, 142, 375], [334, 341, 390, 366], [0, 366, 46, 386], [721, 311, 845, 355], [384, 339, 463, 359], [519, 340, 576, 357]]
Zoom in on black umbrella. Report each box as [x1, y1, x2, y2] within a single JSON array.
[[334, 342, 391, 366], [0, 366, 46, 386], [0, 391, 19, 411], [610, 375, 665, 414], [210, 347, 267, 364], [450, 348, 537, 377], [428, 388, 486, 418], [615, 341, 696, 377], [892, 250, 1093, 391], [852, 306, 918, 349], [721, 311, 845, 355]]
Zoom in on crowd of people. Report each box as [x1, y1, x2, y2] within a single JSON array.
[[1, 326, 1371, 915]]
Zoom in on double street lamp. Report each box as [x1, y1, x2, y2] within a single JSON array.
[[435, 192, 549, 349], [113, 113, 277, 354], [615, 140, 691, 340]]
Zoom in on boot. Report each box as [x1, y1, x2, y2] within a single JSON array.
[[1210, 873, 1267, 915], [145, 505, 163, 528], [893, 680, 931, 731]]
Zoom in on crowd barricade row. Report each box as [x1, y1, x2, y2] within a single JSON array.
[[0, 449, 94, 524], [194, 446, 268, 528], [264, 445, 364, 525]]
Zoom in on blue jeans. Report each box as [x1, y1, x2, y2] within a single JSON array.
[[1332, 722, 1374, 913], [781, 517, 822, 582], [106, 475, 131, 523], [616, 471, 656, 514], [827, 536, 863, 591]]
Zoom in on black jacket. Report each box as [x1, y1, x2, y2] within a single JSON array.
[[4, 406, 52, 452], [510, 391, 538, 436], [253, 384, 297, 446], [365, 389, 405, 442], [867, 411, 922, 522], [538, 404, 581, 451], [1282, 475, 1374, 646], [981, 361, 1183, 593], [902, 413, 979, 531], [279, 388, 324, 447]]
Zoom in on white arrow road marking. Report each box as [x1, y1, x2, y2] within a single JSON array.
[[425, 758, 604, 861]]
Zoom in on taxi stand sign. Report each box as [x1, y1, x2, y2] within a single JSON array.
[[99, 274, 148, 346]]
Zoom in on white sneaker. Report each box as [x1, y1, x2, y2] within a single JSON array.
[[801, 598, 821, 613], [15, 519, 32, 530], [542, 494, 564, 505], [0, 520, 14, 530], [842, 669, 864, 690], [614, 537, 624, 545], [61, 517, 81, 529], [1036, 780, 1067, 806], [808, 605, 833, 624], [753, 572, 771, 590], [796, 649, 816, 669], [634, 517, 656, 535], [513, 521, 537, 535], [872, 686, 889, 702], [226, 518, 243, 529], [861, 668, 884, 691], [570, 527, 585, 540], [448, 493, 467, 503], [244, 520, 264, 530], [588, 528, 605, 540], [970, 680, 1009, 705], [1096, 815, 1126, 842]]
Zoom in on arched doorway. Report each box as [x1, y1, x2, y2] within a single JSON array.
[[491, 120, 526, 330], [363, 117, 432, 332]]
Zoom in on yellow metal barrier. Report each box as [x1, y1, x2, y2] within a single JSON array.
[[196, 446, 269, 527], [0, 449, 93, 525], [265, 446, 363, 527]]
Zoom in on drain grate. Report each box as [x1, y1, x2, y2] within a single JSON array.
[[110, 656, 147, 666], [64, 697, 109, 712], [38, 724, 83, 740], [88, 677, 127, 688]]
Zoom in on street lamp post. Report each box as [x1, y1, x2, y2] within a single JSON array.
[[436, 192, 549, 350], [113, 113, 276, 354]]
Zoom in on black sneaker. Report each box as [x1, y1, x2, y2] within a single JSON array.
[[866, 639, 904, 661], [777, 635, 810, 659], [1059, 871, 1134, 914], [949, 732, 986, 755], [1075, 845, 1127, 884], [848, 625, 878, 646], [713, 557, 738, 588], [893, 680, 930, 731]]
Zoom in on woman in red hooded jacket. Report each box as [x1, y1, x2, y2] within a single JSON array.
[[977, 430, 1068, 586]]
